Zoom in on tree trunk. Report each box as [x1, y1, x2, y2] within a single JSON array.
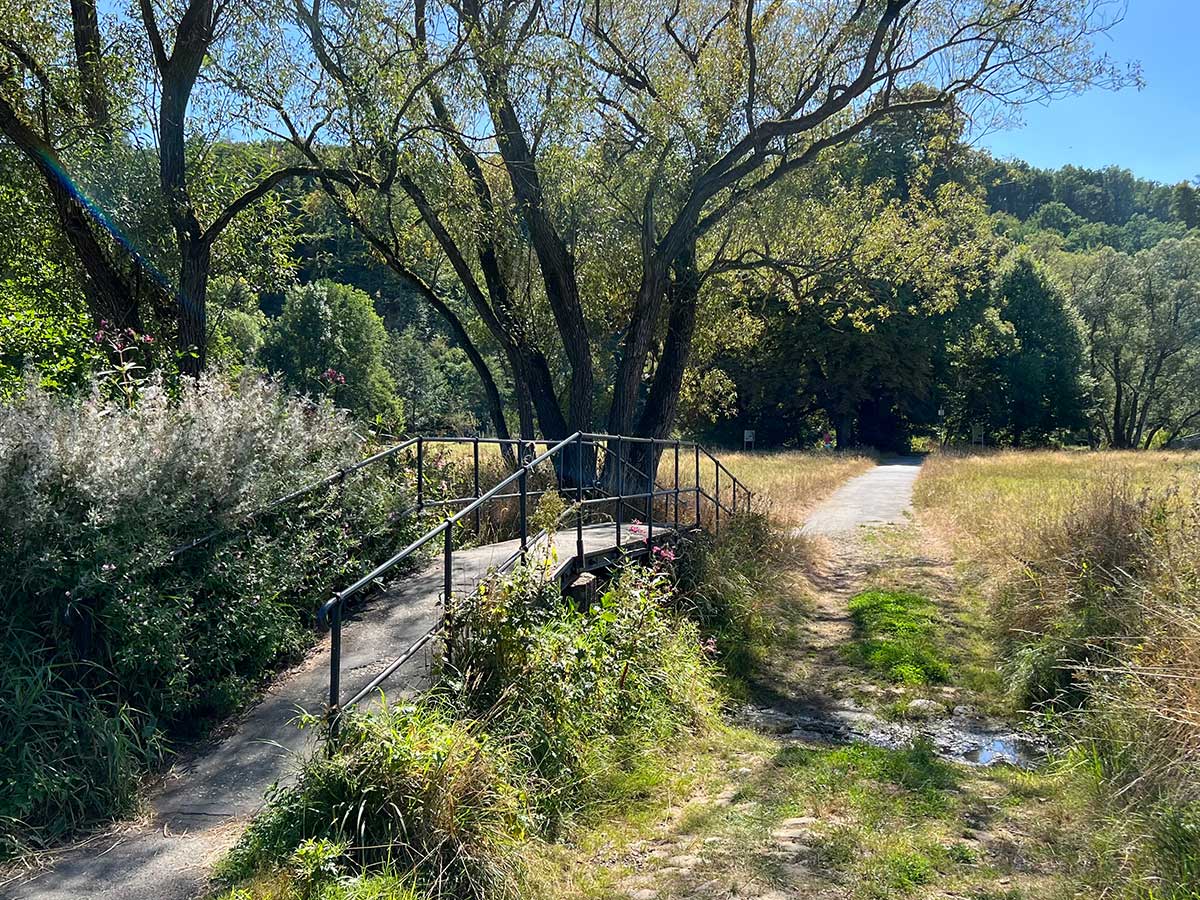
[[177, 239, 209, 376]]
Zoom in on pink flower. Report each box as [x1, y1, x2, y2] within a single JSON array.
[[320, 368, 347, 385]]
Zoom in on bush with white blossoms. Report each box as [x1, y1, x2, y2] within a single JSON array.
[[0, 373, 419, 855]]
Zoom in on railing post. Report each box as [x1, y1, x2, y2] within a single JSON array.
[[328, 596, 342, 732], [674, 439, 680, 531], [715, 462, 721, 536], [443, 524, 453, 663], [694, 443, 701, 527], [646, 445, 654, 556], [615, 436, 624, 547], [576, 434, 585, 571], [519, 452, 528, 561], [472, 436, 481, 535], [416, 436, 424, 510]]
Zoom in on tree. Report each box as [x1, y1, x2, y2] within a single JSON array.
[[1060, 237, 1200, 448], [237, 0, 1127, 474], [1172, 182, 1200, 230], [993, 254, 1087, 444], [261, 281, 403, 426], [0, 0, 328, 372]]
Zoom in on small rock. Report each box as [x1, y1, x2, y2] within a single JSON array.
[[771, 817, 818, 842], [630, 890, 659, 900], [953, 704, 981, 718], [905, 698, 947, 718]]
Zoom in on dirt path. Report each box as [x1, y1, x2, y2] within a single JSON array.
[[541, 459, 1076, 900]]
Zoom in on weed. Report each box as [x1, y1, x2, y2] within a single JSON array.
[[846, 590, 951, 684]]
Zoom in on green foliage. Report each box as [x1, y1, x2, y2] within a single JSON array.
[[447, 564, 719, 833], [0, 375, 419, 854], [261, 281, 403, 427], [0, 156, 100, 397], [220, 705, 522, 899], [208, 276, 270, 371], [846, 590, 951, 685], [1057, 237, 1200, 448], [672, 512, 778, 680], [222, 560, 722, 898], [943, 252, 1088, 445], [389, 326, 487, 434]]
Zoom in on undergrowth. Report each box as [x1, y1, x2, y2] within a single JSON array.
[[216, 515, 772, 900], [0, 375, 419, 857], [673, 512, 780, 684]]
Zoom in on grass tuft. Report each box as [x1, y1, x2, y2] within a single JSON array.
[[846, 589, 951, 685]]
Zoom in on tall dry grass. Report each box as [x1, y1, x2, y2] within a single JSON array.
[[915, 448, 1200, 564], [915, 449, 1200, 895]]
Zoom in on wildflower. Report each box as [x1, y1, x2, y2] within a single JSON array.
[[320, 368, 347, 385], [652, 545, 676, 562]]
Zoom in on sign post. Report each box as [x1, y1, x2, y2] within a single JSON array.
[[743, 429, 755, 452]]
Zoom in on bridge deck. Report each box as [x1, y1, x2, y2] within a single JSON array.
[[11, 522, 672, 900]]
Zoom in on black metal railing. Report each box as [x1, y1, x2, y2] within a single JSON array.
[[314, 431, 751, 725]]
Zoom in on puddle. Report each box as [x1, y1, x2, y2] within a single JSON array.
[[962, 736, 1041, 766], [738, 704, 1044, 768]]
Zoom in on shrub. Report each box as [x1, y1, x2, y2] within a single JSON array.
[[672, 511, 779, 679], [846, 589, 951, 685], [220, 705, 522, 900], [0, 374, 418, 854], [447, 562, 719, 832]]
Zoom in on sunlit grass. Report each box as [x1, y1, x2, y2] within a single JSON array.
[[914, 448, 1200, 566], [660, 450, 876, 530]]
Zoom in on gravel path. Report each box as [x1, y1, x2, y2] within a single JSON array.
[[800, 457, 923, 535]]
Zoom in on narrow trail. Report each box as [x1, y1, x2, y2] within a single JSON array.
[[603, 458, 1062, 900], [746, 456, 1033, 762]]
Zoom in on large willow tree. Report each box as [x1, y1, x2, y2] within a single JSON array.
[[236, 0, 1128, 461]]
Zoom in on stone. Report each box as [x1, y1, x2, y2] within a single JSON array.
[[771, 817, 818, 842], [905, 698, 947, 718]]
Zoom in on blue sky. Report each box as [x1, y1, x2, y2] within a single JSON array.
[[977, 0, 1199, 185]]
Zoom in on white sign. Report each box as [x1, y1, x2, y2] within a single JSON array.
[[744, 429, 755, 442]]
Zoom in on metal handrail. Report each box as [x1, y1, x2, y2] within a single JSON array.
[[317, 431, 752, 724]]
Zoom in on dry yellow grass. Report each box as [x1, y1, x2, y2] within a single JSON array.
[[914, 448, 1200, 566]]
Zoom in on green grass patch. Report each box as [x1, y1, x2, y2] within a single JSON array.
[[846, 589, 951, 685]]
